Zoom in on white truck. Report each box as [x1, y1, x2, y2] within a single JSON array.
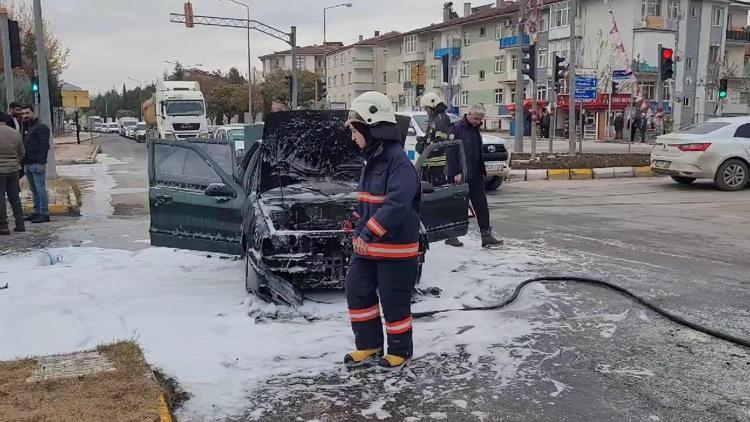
[[142, 81, 209, 140]]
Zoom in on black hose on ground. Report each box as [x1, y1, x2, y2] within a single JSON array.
[[412, 276, 750, 350]]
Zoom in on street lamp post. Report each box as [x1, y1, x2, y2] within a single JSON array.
[[323, 3, 352, 106], [221, 0, 253, 122], [128, 77, 144, 120]]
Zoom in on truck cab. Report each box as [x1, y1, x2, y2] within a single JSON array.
[[143, 81, 209, 140]]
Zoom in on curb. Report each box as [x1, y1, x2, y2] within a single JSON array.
[[510, 166, 656, 182], [73, 144, 100, 165], [158, 393, 173, 422]]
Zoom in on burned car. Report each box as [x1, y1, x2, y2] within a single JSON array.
[[148, 110, 470, 306]]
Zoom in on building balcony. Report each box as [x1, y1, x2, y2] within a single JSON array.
[[352, 82, 374, 91], [726, 29, 750, 43], [634, 16, 678, 31], [433, 47, 460, 59], [352, 57, 374, 69], [498, 34, 531, 49]]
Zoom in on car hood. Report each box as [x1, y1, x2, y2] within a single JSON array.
[[259, 110, 363, 193], [482, 134, 507, 145]]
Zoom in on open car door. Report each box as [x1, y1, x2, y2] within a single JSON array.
[[148, 138, 246, 255], [416, 140, 470, 242]]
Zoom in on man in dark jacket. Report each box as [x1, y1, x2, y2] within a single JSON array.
[[7, 102, 22, 134], [446, 104, 503, 248], [614, 113, 624, 140], [0, 112, 25, 234], [344, 91, 421, 370], [21, 105, 50, 223]]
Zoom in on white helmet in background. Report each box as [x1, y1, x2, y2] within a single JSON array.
[[348, 91, 396, 125], [420, 91, 446, 109]]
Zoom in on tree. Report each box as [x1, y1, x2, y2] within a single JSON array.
[[227, 67, 245, 84], [259, 69, 319, 112], [207, 82, 244, 124], [168, 62, 186, 81]]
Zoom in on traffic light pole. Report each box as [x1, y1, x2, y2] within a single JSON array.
[[656, 43, 663, 118], [0, 9, 14, 107], [531, 79, 537, 159], [568, 0, 577, 155], [33, 0, 55, 178], [514, 0, 525, 153]]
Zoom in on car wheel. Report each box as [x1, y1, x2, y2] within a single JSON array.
[[485, 176, 503, 191], [714, 159, 749, 191], [671, 175, 696, 185]]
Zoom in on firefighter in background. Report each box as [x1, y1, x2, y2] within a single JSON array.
[[344, 91, 421, 370], [416, 92, 451, 186]]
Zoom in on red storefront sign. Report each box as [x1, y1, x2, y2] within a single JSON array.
[[557, 93, 631, 111], [505, 99, 549, 113]]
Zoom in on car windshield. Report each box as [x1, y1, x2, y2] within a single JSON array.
[[411, 114, 460, 132], [136, 123, 146, 130], [108, 123, 118, 128], [122, 121, 137, 127], [675, 121, 730, 135], [165, 100, 204, 117]]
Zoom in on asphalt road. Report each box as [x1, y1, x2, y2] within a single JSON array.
[[237, 178, 750, 421]]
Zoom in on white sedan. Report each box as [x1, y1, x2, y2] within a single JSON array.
[[651, 117, 750, 191]]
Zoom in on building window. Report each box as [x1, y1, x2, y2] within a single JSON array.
[[328, 76, 332, 87], [348, 72, 352, 84], [463, 31, 471, 46], [641, 81, 655, 99], [540, 15, 548, 32], [479, 70, 486, 81], [461, 90, 469, 105], [510, 88, 517, 103], [707, 88, 717, 102], [333, 75, 338, 87], [511, 54, 517, 71], [429, 65, 437, 79], [668, 0, 679, 20], [404, 34, 418, 54], [709, 45, 720, 63], [496, 23, 502, 39], [642, 0, 662, 18], [404, 65, 412, 82], [537, 85, 548, 101], [683, 97, 690, 107], [404, 88, 416, 108], [494, 88, 504, 104], [551, 2, 572, 28], [686, 57, 693, 68], [462, 61, 469, 77], [296, 56, 306, 71], [398, 69, 404, 83], [429, 38, 435, 52], [383, 72, 387, 84], [712, 7, 723, 26], [663, 84, 672, 101], [690, 6, 697, 17], [495, 55, 505, 73], [537, 47, 548, 68], [479, 27, 486, 37]]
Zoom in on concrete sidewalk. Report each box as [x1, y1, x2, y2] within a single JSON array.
[[16, 177, 80, 216], [499, 136, 654, 155], [54, 132, 100, 165]]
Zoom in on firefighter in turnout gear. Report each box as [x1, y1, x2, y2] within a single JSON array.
[[416, 92, 451, 187], [344, 91, 421, 370]]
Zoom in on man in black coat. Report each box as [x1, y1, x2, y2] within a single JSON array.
[[445, 104, 503, 249], [21, 105, 51, 223]]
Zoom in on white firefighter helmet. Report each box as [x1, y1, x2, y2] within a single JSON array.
[[420, 91, 445, 109], [349, 91, 396, 125]]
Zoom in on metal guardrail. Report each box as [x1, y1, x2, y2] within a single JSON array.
[[727, 29, 750, 42]]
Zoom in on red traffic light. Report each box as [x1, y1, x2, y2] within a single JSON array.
[[661, 48, 673, 60]]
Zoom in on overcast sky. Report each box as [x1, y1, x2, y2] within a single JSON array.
[[40, 0, 456, 94]]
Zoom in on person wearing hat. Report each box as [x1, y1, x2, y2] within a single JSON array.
[[416, 91, 451, 187], [344, 91, 421, 370]]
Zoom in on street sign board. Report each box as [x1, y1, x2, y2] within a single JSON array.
[[575, 76, 597, 88], [62, 90, 91, 109], [574, 89, 597, 101], [612, 69, 633, 81]]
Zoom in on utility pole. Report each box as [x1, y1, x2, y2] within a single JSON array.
[[656, 43, 663, 114], [568, 0, 577, 154], [33, 0, 55, 178], [290, 26, 298, 109], [514, 0, 526, 153], [0, 7, 14, 108]]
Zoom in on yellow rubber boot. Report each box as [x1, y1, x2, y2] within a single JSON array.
[[344, 348, 383, 368], [377, 354, 407, 369]]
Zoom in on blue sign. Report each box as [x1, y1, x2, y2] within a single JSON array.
[[574, 89, 597, 101], [575, 76, 597, 88], [499, 34, 531, 49], [612, 70, 633, 81]]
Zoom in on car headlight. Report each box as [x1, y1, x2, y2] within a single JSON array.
[[198, 131, 210, 139], [164, 132, 176, 140]]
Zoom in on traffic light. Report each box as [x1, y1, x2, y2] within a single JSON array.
[[611, 81, 620, 95], [31, 76, 39, 93], [719, 78, 728, 99], [184, 1, 195, 28], [317, 78, 327, 100], [8, 20, 22, 69], [521, 43, 536, 81], [553, 54, 567, 92], [659, 46, 674, 81]]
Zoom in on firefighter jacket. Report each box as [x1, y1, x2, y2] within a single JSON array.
[[355, 140, 421, 260], [416, 110, 451, 167]]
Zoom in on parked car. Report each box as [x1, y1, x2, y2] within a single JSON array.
[[134, 122, 147, 143], [651, 117, 750, 191], [106, 122, 119, 134], [119, 120, 138, 137], [396, 111, 511, 191], [147, 110, 470, 306], [125, 125, 136, 139]]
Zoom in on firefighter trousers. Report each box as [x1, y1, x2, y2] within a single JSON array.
[[345, 256, 419, 359]]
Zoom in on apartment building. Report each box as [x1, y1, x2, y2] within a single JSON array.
[[324, 32, 397, 108], [259, 43, 342, 77]]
